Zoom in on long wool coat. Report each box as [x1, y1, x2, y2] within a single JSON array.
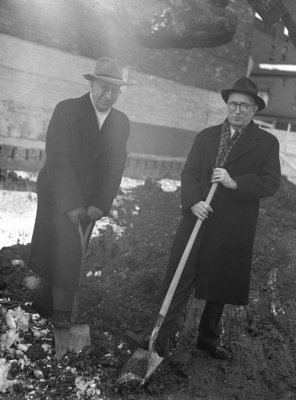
[[161, 121, 281, 306], [28, 93, 130, 291]]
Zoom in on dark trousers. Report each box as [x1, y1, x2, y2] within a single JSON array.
[[198, 300, 224, 347], [155, 230, 224, 348], [156, 295, 224, 349], [32, 219, 93, 315], [33, 280, 76, 312]]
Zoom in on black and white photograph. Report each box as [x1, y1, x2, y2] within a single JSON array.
[[0, 1, 296, 399]]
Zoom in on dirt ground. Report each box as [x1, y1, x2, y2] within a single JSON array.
[[1, 171, 296, 399]]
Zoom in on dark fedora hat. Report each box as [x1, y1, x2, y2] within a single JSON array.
[[221, 77, 265, 111], [83, 57, 132, 86]]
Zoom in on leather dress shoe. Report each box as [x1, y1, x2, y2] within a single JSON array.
[[210, 346, 232, 360], [196, 339, 232, 360]]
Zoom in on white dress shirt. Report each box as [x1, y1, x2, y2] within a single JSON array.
[[230, 126, 240, 138], [90, 93, 111, 130]]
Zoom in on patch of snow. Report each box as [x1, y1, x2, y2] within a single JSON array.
[[0, 177, 146, 249], [121, 176, 145, 190], [0, 176, 180, 249], [0, 190, 37, 249], [159, 179, 181, 192], [91, 217, 125, 238]]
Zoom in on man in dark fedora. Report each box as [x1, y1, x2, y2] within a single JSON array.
[[126, 77, 281, 359], [28, 57, 132, 328]]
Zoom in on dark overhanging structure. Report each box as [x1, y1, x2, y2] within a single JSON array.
[[114, 0, 296, 49]]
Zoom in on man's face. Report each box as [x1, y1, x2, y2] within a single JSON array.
[[227, 93, 258, 130], [90, 80, 121, 111]]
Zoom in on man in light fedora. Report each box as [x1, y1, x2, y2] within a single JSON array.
[[28, 57, 132, 328], [126, 77, 281, 359]]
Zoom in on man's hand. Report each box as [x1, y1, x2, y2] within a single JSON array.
[[211, 168, 238, 189], [67, 207, 86, 226], [191, 201, 213, 220], [86, 206, 104, 221]]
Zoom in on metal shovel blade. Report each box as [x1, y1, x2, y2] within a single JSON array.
[[143, 349, 163, 383], [54, 324, 91, 360], [116, 346, 164, 393], [116, 326, 165, 392], [116, 348, 148, 388]]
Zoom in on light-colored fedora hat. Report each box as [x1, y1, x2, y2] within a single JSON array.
[[83, 57, 132, 86], [221, 77, 265, 111]]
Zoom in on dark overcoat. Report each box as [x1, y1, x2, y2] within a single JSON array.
[[28, 93, 129, 291], [161, 121, 281, 306]]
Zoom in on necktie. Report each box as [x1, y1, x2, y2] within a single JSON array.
[[230, 130, 240, 145]]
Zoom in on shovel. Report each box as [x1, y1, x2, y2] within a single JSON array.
[[54, 222, 92, 360], [116, 182, 218, 389], [72, 222, 93, 321]]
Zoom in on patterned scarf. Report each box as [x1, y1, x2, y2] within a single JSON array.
[[214, 120, 246, 168]]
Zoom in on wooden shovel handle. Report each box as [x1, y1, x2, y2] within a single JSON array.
[[72, 222, 93, 322], [159, 182, 218, 317], [77, 222, 92, 256]]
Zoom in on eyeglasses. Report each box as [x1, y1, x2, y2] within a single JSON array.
[[227, 102, 255, 112]]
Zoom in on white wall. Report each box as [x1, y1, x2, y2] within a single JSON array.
[[0, 34, 228, 157]]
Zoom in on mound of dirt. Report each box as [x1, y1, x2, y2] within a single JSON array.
[[0, 175, 296, 399]]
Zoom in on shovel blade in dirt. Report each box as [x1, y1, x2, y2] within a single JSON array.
[[144, 348, 163, 382], [116, 347, 163, 392], [116, 348, 149, 390], [54, 324, 91, 360], [117, 183, 219, 391]]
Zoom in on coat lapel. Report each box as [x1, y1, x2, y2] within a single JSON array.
[[207, 127, 221, 168], [77, 94, 122, 162], [78, 93, 100, 148], [225, 121, 258, 165]]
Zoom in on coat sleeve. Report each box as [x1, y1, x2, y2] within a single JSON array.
[[90, 117, 130, 215], [233, 135, 281, 199], [45, 102, 85, 214], [181, 131, 206, 213]]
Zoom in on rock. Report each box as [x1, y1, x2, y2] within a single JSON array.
[[32, 330, 41, 338], [23, 275, 41, 291], [17, 343, 28, 353], [11, 259, 25, 268], [41, 344, 52, 353], [33, 369, 44, 379], [0, 359, 16, 393], [15, 349, 24, 358]]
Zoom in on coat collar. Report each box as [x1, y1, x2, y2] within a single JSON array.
[[78, 93, 100, 147], [207, 120, 261, 168], [226, 120, 259, 165], [77, 93, 122, 159]]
